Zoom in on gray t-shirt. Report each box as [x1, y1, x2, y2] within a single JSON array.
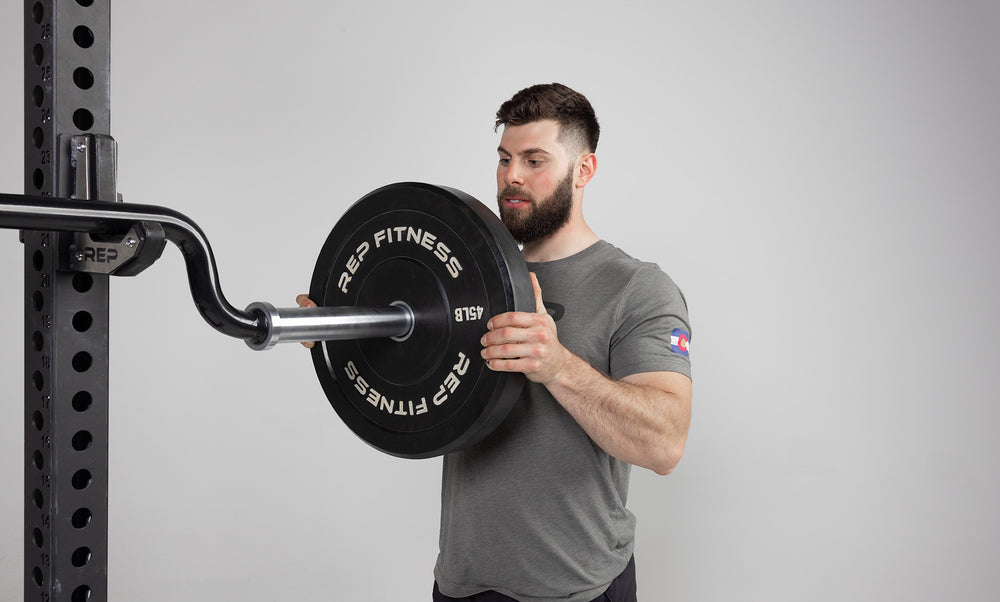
[[434, 240, 692, 602]]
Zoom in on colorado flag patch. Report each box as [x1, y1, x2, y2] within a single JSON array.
[[670, 328, 690, 357]]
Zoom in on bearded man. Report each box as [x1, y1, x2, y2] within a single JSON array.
[[431, 83, 694, 602]]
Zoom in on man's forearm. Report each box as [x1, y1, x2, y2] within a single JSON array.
[[544, 352, 691, 475]]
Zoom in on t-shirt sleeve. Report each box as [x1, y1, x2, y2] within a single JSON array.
[[609, 265, 692, 380]]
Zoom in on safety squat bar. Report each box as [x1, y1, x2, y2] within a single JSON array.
[[0, 192, 414, 350]]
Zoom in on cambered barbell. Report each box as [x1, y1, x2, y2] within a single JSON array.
[[0, 182, 534, 458]]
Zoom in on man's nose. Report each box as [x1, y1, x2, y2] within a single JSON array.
[[503, 163, 524, 187]]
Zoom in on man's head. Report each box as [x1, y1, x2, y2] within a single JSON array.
[[495, 83, 600, 158], [494, 84, 599, 244]]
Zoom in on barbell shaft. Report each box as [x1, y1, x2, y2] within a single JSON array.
[[1, 192, 260, 340], [245, 302, 414, 351], [0, 192, 417, 350]]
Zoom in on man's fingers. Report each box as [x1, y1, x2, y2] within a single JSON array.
[[530, 272, 545, 315], [296, 294, 316, 308], [481, 320, 544, 348], [483, 357, 521, 373], [487, 310, 545, 332], [296, 294, 317, 347]]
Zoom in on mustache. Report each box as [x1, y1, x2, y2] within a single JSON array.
[[497, 186, 535, 203]]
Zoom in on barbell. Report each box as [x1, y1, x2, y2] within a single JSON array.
[[0, 182, 534, 458]]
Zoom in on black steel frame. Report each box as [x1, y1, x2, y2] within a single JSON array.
[[24, 1, 112, 600], [14, 8, 412, 597]]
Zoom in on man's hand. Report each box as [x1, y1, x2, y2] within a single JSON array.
[[295, 294, 317, 348], [482, 275, 692, 475], [480, 273, 571, 385]]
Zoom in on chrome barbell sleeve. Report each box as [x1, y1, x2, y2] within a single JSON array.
[[244, 301, 414, 351]]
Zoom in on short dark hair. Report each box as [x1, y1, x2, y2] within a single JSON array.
[[495, 83, 600, 155]]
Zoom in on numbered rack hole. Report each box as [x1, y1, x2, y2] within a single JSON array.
[[32, 371, 44, 391], [71, 508, 92, 529], [73, 311, 93, 332], [73, 272, 93, 293], [33, 566, 43, 587], [33, 126, 44, 148], [32, 169, 44, 190], [72, 430, 93, 451], [73, 26, 95, 49], [32, 3, 44, 23], [33, 86, 44, 107], [72, 391, 93, 412], [76, 0, 95, 6], [72, 546, 92, 568], [32, 411, 44, 431], [32, 489, 44, 510], [72, 352, 93, 373], [32, 331, 44, 352], [72, 585, 92, 602], [32, 44, 44, 66], [32, 450, 44, 470], [33, 528, 43, 548], [73, 67, 94, 90], [32, 290, 44, 311], [72, 469, 92, 490], [73, 109, 94, 131], [32, 250, 44, 271]]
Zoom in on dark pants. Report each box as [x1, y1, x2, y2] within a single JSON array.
[[433, 556, 637, 602]]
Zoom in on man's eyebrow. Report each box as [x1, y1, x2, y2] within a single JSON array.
[[497, 146, 552, 157]]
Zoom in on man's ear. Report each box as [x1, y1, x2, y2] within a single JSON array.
[[575, 153, 597, 188]]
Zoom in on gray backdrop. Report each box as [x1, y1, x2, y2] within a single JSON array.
[[2, 1, 998, 600]]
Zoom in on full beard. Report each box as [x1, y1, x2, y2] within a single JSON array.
[[497, 168, 574, 244]]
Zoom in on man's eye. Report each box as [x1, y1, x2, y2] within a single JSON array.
[[498, 157, 511, 166], [527, 160, 542, 167]]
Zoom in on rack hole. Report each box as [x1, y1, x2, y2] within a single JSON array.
[[72, 391, 93, 412], [73, 26, 95, 49], [33, 44, 44, 66], [71, 508, 92, 528], [72, 352, 93, 373], [73, 272, 94, 293], [72, 585, 92, 602], [73, 108, 94, 131], [33, 168, 44, 190], [33, 528, 43, 548], [32, 250, 44, 271], [33, 450, 44, 470], [32, 371, 44, 391], [32, 3, 44, 23], [72, 430, 93, 451], [76, 0, 95, 6], [33, 126, 44, 148], [32, 411, 44, 431], [33, 86, 44, 107], [32, 331, 44, 351], [73, 311, 93, 332], [72, 469, 92, 490], [72, 547, 92, 568], [33, 566, 43, 587], [73, 67, 95, 90], [33, 489, 44, 509], [32, 290, 44, 311]]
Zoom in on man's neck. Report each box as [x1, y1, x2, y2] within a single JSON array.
[[521, 221, 599, 263]]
